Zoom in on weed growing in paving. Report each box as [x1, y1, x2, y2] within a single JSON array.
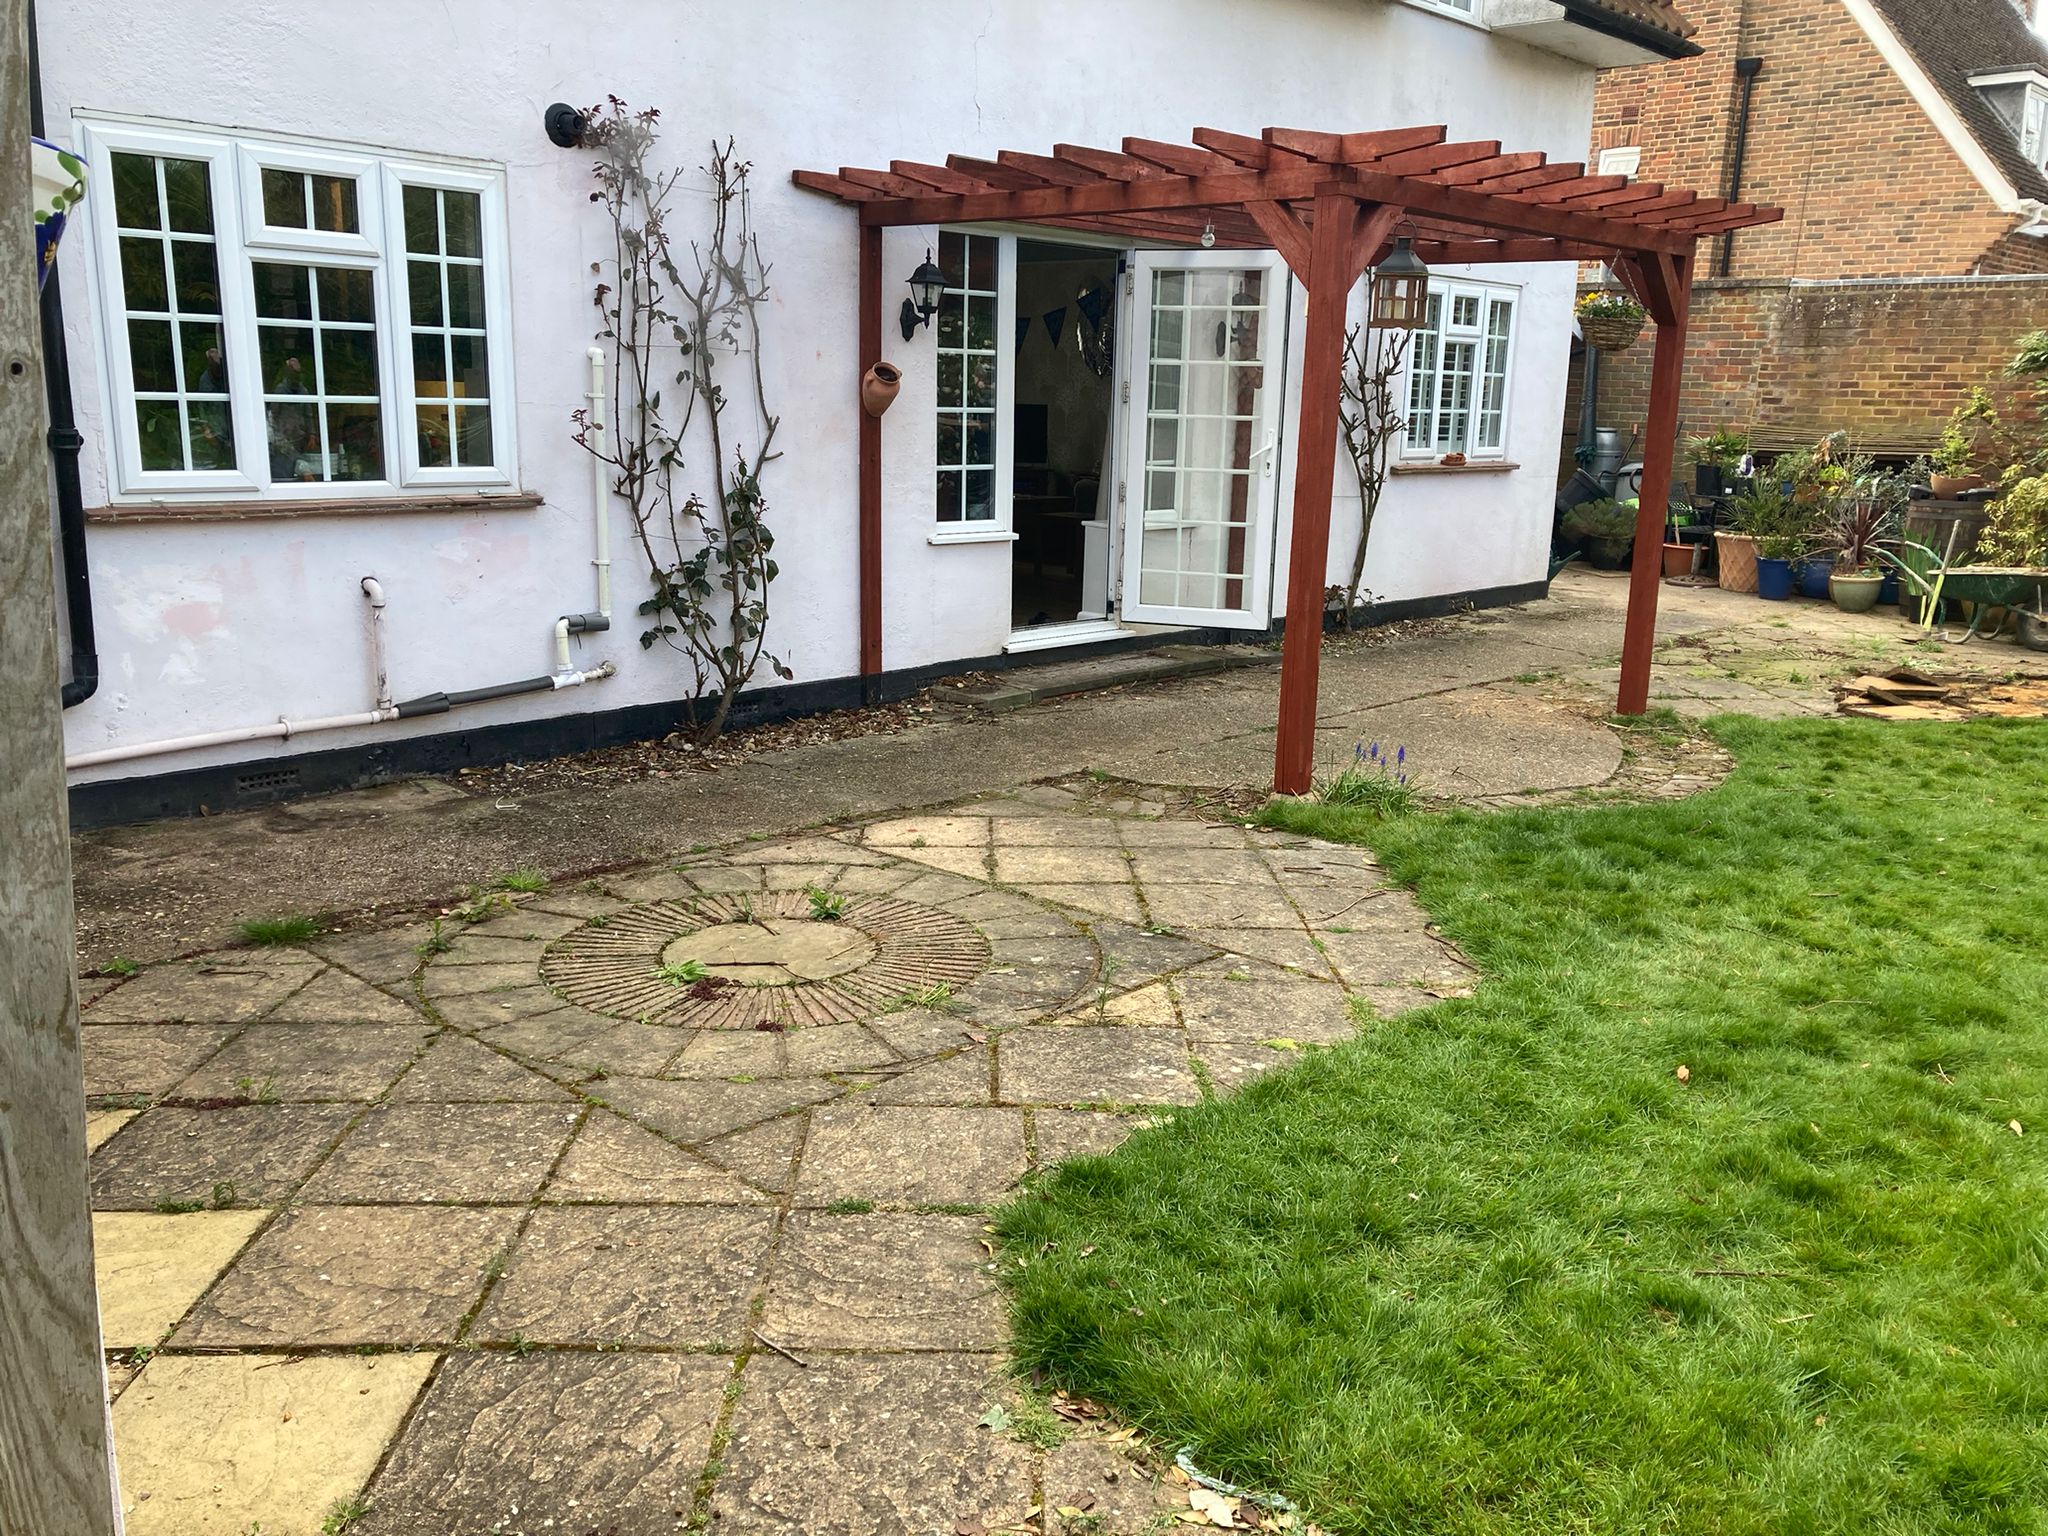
[[414, 920, 454, 958], [236, 914, 320, 945], [320, 1495, 372, 1534], [823, 1198, 874, 1215], [805, 886, 849, 920], [491, 868, 549, 893], [656, 959, 708, 986], [1000, 719, 2048, 1534], [101, 956, 140, 977]]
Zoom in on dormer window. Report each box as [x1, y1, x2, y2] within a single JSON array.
[[2025, 84, 2048, 169], [1970, 69, 2048, 174]]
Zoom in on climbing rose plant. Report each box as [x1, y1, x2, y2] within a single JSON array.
[[574, 101, 788, 744]]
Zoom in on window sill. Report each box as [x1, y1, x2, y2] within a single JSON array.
[[85, 490, 543, 524], [1393, 0, 1487, 31], [927, 528, 1019, 546], [1390, 460, 1519, 476]]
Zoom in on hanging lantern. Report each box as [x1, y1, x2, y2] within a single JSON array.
[[1370, 236, 1431, 330]]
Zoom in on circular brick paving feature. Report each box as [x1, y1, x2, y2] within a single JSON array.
[[664, 920, 879, 985], [540, 891, 990, 1029]]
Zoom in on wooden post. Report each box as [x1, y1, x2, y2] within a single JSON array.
[[857, 221, 883, 698], [0, 3, 122, 1528], [1271, 190, 1365, 795], [1616, 247, 1693, 717]]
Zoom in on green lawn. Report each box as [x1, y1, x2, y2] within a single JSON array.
[[998, 719, 2048, 1535]]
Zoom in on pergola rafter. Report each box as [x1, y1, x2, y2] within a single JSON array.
[[796, 125, 1782, 794]]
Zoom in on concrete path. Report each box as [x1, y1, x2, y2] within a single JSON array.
[[70, 567, 1970, 971], [84, 780, 1473, 1535]]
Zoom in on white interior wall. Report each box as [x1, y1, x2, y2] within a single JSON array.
[[44, 0, 1594, 780]]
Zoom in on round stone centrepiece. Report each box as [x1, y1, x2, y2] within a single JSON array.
[[663, 919, 878, 987]]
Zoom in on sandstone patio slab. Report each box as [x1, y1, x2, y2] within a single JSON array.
[[795, 1104, 1025, 1207], [760, 1212, 1003, 1349], [710, 1354, 1034, 1536], [90, 1103, 356, 1209], [361, 1353, 729, 1536], [594, 1076, 839, 1146], [546, 1110, 770, 1204], [176, 1204, 518, 1346], [93, 1209, 269, 1348], [388, 1033, 574, 1102], [83, 952, 323, 1023], [1175, 972, 1357, 1045], [474, 1204, 776, 1347], [1033, 1109, 1145, 1168], [113, 1353, 436, 1536], [84, 1024, 232, 1099], [999, 1027, 1201, 1107], [300, 1102, 583, 1203], [265, 966, 424, 1025], [172, 1023, 433, 1102]]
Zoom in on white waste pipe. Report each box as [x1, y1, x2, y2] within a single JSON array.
[[587, 345, 612, 620], [66, 707, 401, 769], [360, 575, 391, 711]]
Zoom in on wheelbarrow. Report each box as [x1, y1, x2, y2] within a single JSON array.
[[1886, 534, 2048, 650]]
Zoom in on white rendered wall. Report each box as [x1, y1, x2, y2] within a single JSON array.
[[45, 0, 1594, 781]]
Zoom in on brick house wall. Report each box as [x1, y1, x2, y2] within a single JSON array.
[[1563, 0, 2048, 484], [1591, 0, 2048, 278]]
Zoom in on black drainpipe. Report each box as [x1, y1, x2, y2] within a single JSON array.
[[28, 3, 97, 707], [1720, 56, 1764, 279]]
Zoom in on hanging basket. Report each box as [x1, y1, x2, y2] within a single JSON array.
[[1579, 311, 1646, 353]]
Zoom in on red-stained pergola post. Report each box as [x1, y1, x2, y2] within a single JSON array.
[[1614, 248, 1693, 718]]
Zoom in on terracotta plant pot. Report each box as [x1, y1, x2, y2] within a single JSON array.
[[1715, 531, 1759, 594], [1928, 472, 1986, 499], [1829, 571, 1884, 614], [860, 361, 902, 419], [1662, 542, 1695, 579]]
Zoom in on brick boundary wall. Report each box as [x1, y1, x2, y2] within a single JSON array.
[[1558, 274, 2048, 480]]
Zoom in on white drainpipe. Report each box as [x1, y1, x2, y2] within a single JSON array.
[[588, 345, 612, 620], [360, 575, 392, 711]]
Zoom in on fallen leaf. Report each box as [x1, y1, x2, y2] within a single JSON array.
[[1261, 1038, 1302, 1051], [2010, 1120, 2024, 1137], [976, 1405, 1012, 1432], [1675, 1064, 1691, 1084], [1189, 1488, 1240, 1528]]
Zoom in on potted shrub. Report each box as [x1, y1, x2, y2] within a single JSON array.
[[1688, 428, 1749, 497], [1755, 533, 1802, 600], [1576, 290, 1647, 354], [1929, 392, 1993, 498], [1561, 498, 1638, 569], [1720, 480, 1799, 594], [1824, 464, 1907, 614]]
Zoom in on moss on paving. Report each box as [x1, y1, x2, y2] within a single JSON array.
[[998, 718, 2048, 1535]]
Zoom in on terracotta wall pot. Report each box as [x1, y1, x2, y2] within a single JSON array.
[[860, 362, 902, 419], [1715, 532, 1759, 594]]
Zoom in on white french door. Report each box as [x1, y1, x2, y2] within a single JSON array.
[[1117, 250, 1289, 629]]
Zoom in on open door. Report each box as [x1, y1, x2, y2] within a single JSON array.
[[1118, 251, 1289, 629]]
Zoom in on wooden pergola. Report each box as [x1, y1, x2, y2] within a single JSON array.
[[794, 126, 1782, 794]]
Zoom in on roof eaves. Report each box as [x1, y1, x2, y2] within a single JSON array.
[[1555, 0, 1703, 61]]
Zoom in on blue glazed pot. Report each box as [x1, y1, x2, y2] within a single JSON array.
[[1795, 556, 1834, 599], [1757, 557, 1795, 601]]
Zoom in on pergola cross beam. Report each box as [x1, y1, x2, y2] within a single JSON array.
[[795, 125, 1781, 792]]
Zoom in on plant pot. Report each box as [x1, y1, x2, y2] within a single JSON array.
[[1795, 556, 1834, 600], [1829, 571, 1884, 613], [1756, 557, 1794, 601], [1928, 472, 1987, 500], [1715, 532, 1759, 593], [1584, 535, 1635, 570], [1580, 312, 1646, 352], [1661, 542, 1695, 579], [1878, 568, 1900, 605], [860, 361, 903, 418], [1695, 462, 1725, 497]]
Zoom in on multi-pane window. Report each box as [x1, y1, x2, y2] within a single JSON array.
[[110, 153, 234, 473], [2025, 86, 2048, 171], [403, 185, 494, 470], [934, 230, 999, 523], [83, 121, 513, 498], [1404, 282, 1517, 459]]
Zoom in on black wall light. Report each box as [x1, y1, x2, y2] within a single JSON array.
[[900, 249, 946, 341], [544, 103, 588, 149]]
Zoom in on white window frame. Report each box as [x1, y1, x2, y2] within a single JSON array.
[[1401, 278, 1520, 462], [77, 115, 517, 502], [1397, 0, 1486, 25], [2024, 85, 2048, 171], [929, 227, 1018, 544]]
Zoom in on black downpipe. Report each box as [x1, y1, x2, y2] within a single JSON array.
[[28, 3, 97, 707], [1720, 56, 1765, 279]]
